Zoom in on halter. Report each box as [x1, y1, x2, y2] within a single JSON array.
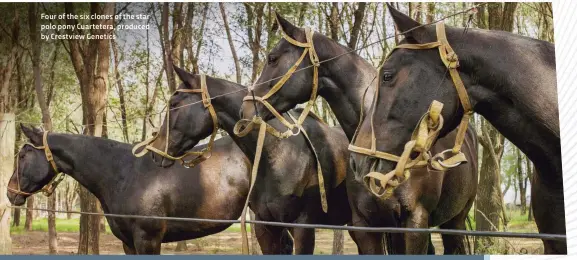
[[132, 74, 219, 168], [348, 22, 472, 199], [240, 16, 320, 137], [7, 131, 65, 197]]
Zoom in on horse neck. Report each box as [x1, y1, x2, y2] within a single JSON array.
[[48, 133, 125, 201], [211, 85, 261, 159], [455, 28, 560, 175], [315, 36, 377, 141]]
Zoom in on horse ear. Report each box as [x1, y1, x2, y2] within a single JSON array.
[[387, 3, 429, 43], [274, 12, 299, 38], [173, 65, 195, 89], [21, 124, 43, 145]]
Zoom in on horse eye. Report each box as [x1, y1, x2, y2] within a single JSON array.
[[268, 55, 278, 65], [383, 73, 393, 82]]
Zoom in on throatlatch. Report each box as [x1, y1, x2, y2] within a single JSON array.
[[349, 22, 472, 199]]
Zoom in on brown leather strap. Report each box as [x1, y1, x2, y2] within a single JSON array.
[[241, 26, 319, 138], [7, 131, 64, 197], [348, 21, 472, 199], [132, 74, 218, 167]]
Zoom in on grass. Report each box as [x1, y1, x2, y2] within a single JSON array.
[[10, 217, 248, 235], [10, 217, 112, 235]]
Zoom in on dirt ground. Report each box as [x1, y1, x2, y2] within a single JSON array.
[[11, 229, 543, 255]]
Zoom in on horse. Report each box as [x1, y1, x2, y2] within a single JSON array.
[[240, 12, 478, 254], [147, 66, 353, 254], [6, 125, 273, 254], [349, 5, 564, 254]]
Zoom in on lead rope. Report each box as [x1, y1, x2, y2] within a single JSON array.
[[233, 111, 328, 254]]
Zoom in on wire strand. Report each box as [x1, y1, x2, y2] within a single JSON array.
[[6, 205, 565, 241]]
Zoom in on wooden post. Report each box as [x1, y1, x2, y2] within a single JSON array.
[[0, 113, 15, 254]]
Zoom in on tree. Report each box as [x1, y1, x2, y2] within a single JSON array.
[[29, 2, 57, 254], [475, 119, 505, 251], [220, 3, 241, 84], [244, 3, 265, 83], [0, 4, 21, 255], [62, 2, 115, 254], [475, 3, 517, 252]]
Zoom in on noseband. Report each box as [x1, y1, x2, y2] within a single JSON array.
[[132, 74, 218, 168], [349, 22, 472, 198], [7, 131, 65, 197]]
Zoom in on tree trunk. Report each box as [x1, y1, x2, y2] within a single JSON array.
[[347, 2, 366, 49], [112, 39, 129, 142], [219, 3, 241, 84], [501, 3, 518, 32], [475, 119, 505, 252], [1, 15, 21, 254], [0, 113, 15, 254], [332, 230, 344, 254], [64, 3, 115, 254], [12, 209, 20, 227], [191, 4, 209, 74], [244, 3, 265, 82], [25, 197, 34, 231], [29, 3, 57, 253], [517, 149, 527, 214], [475, 2, 488, 29], [328, 3, 339, 41], [175, 241, 188, 252], [426, 2, 436, 23], [160, 3, 176, 93], [171, 3, 184, 69]]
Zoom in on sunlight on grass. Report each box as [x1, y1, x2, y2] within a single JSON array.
[[10, 217, 112, 235]]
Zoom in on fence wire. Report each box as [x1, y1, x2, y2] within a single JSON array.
[[5, 205, 566, 242]]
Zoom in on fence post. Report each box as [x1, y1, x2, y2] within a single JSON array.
[[0, 113, 15, 254]]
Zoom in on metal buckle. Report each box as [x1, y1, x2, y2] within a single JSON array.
[[431, 149, 463, 168]]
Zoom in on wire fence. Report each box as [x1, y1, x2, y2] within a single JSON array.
[[1, 3, 561, 255], [3, 205, 566, 242]]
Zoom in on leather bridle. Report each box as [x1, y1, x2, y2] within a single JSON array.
[[133, 74, 218, 168], [7, 131, 65, 197], [348, 22, 472, 198], [237, 15, 320, 138]]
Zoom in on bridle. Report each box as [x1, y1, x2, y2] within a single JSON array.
[[7, 131, 65, 197], [348, 22, 472, 198], [238, 15, 320, 138], [132, 74, 218, 168], [232, 19, 330, 254]]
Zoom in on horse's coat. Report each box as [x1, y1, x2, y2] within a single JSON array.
[[242, 12, 478, 255], [149, 68, 353, 254], [7, 126, 256, 254]]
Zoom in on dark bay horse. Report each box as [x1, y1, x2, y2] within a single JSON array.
[[148, 67, 353, 254], [350, 6, 563, 254], [240, 13, 478, 254], [6, 126, 254, 254]]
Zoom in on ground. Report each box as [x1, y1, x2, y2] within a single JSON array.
[[9, 209, 543, 255], [11, 224, 543, 255]]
